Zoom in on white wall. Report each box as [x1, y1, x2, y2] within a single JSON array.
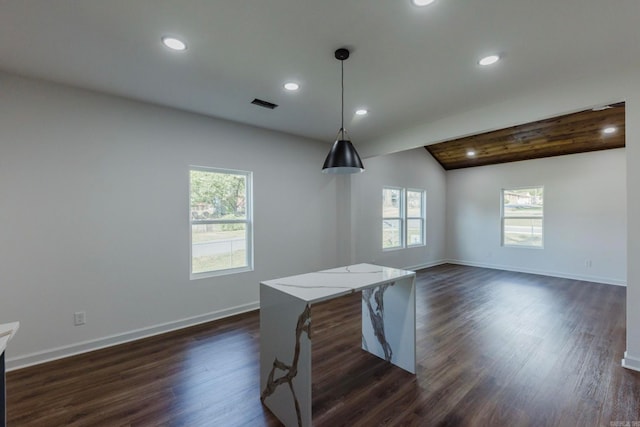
[[445, 149, 626, 285], [348, 148, 447, 270], [624, 87, 640, 372], [0, 72, 339, 368]]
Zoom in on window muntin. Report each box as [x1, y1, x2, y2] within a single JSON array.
[[190, 167, 253, 278], [501, 186, 543, 248], [382, 187, 426, 250]]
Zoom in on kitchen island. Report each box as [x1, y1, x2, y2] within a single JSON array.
[[260, 264, 415, 426]]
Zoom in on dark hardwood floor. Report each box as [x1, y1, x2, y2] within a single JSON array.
[[7, 264, 640, 426]]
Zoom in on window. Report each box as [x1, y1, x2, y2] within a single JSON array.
[[382, 187, 425, 250], [501, 186, 543, 248], [383, 187, 404, 249], [189, 167, 253, 278], [406, 189, 425, 246]]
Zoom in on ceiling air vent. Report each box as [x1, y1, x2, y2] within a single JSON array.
[[251, 98, 278, 109]]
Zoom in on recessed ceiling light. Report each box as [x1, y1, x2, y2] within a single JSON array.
[[284, 82, 300, 91], [478, 55, 500, 66], [467, 150, 476, 157], [412, 0, 436, 6], [162, 37, 187, 51], [603, 127, 617, 134], [355, 109, 368, 116]]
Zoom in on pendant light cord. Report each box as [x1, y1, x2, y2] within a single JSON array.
[[341, 59, 345, 139]]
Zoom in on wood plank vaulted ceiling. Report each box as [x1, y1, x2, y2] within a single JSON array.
[[425, 103, 625, 170]]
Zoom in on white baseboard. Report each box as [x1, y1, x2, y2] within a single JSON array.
[[444, 259, 626, 287], [622, 352, 640, 372], [403, 259, 448, 272], [6, 301, 259, 371]]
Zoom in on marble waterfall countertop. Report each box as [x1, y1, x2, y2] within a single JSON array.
[[260, 263, 415, 304], [0, 322, 19, 355]]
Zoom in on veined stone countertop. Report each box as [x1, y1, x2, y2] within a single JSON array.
[[261, 263, 415, 304], [0, 322, 19, 355]]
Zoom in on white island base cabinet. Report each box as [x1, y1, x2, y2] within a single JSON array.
[[260, 264, 416, 427]]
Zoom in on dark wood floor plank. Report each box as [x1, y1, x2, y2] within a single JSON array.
[[6, 264, 640, 426]]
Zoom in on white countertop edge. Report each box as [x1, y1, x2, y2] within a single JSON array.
[[0, 321, 20, 354], [261, 263, 415, 285], [260, 264, 416, 303]]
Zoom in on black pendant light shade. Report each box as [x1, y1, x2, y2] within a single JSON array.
[[322, 48, 365, 174], [322, 134, 364, 174]]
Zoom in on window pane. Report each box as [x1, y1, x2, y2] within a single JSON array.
[[407, 191, 423, 217], [382, 188, 401, 218], [503, 187, 543, 217], [407, 219, 423, 246], [192, 224, 247, 273], [383, 219, 402, 249], [190, 167, 252, 277], [503, 218, 543, 247], [190, 171, 247, 220]]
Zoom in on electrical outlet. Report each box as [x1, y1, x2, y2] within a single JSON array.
[[74, 311, 86, 326], [585, 259, 593, 268]]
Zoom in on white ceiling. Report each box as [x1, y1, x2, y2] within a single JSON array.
[[1, 0, 639, 146]]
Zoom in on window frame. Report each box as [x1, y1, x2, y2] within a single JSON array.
[[501, 185, 544, 249], [382, 186, 426, 251], [189, 166, 254, 279]]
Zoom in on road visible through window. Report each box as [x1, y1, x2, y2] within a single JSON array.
[[502, 186, 543, 248], [190, 167, 253, 278]]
